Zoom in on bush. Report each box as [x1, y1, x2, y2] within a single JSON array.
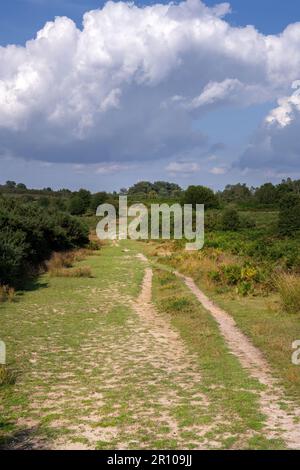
[[46, 251, 92, 278], [276, 274, 300, 314], [220, 208, 240, 231], [0, 198, 89, 286], [182, 185, 219, 209], [278, 194, 300, 235]]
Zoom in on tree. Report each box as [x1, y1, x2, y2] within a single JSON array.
[[119, 188, 128, 195], [182, 185, 219, 209], [16, 183, 27, 190], [5, 180, 16, 189], [128, 181, 182, 197], [255, 183, 277, 205], [278, 194, 300, 235], [221, 208, 240, 231], [77, 189, 91, 210], [90, 192, 108, 213], [69, 195, 87, 215], [69, 189, 91, 215], [221, 183, 252, 203], [128, 181, 154, 196], [153, 181, 182, 197]]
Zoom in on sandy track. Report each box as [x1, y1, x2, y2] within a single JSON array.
[[175, 271, 300, 449]]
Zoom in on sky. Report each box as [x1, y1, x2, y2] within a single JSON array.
[[0, 0, 300, 191]]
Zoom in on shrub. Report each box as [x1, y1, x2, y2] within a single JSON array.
[[221, 264, 241, 285], [0, 198, 89, 286], [46, 251, 92, 278], [278, 194, 300, 235], [276, 274, 300, 314], [220, 208, 240, 231], [182, 185, 219, 209], [46, 252, 74, 272]]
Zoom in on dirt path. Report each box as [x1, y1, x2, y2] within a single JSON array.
[[2, 243, 299, 449], [0, 245, 231, 449], [175, 271, 300, 449]]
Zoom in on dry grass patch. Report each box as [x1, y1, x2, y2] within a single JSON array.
[[276, 274, 300, 314], [50, 266, 92, 278], [46, 251, 93, 278], [0, 365, 16, 387], [0, 285, 15, 303]]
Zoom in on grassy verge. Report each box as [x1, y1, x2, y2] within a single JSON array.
[[146, 240, 300, 405], [151, 266, 285, 449]]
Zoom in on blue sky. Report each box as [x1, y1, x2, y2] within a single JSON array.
[[1, 0, 300, 46], [1, 0, 300, 191]]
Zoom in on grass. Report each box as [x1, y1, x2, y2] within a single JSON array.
[[146, 239, 300, 405], [276, 273, 300, 314], [0, 366, 16, 387], [0, 238, 294, 449], [213, 293, 300, 402], [151, 267, 285, 449], [46, 250, 93, 278]]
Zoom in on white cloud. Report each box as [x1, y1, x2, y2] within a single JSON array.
[[265, 81, 300, 128], [238, 81, 300, 171], [1, 0, 300, 169], [95, 163, 132, 174], [166, 161, 201, 175], [209, 166, 227, 175]]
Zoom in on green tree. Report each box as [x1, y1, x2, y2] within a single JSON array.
[[182, 185, 219, 209], [221, 183, 252, 203], [278, 194, 300, 235], [77, 189, 91, 210], [128, 181, 154, 196], [90, 192, 108, 213], [5, 181, 16, 190], [69, 195, 87, 215], [221, 208, 240, 231], [255, 183, 277, 205], [16, 183, 27, 190]]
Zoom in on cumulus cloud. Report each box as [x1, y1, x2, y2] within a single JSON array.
[[1, 0, 300, 169], [239, 83, 300, 171]]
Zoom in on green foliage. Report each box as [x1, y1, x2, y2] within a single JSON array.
[[221, 208, 240, 231], [183, 185, 219, 209], [255, 183, 277, 205], [90, 192, 109, 213], [128, 180, 182, 198], [0, 198, 89, 286], [221, 183, 252, 204], [69, 189, 92, 215], [69, 194, 87, 215], [209, 263, 263, 296], [278, 194, 300, 235]]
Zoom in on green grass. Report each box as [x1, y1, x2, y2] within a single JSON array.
[[146, 235, 300, 406], [209, 291, 300, 402], [0, 239, 292, 449], [151, 267, 286, 449]]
